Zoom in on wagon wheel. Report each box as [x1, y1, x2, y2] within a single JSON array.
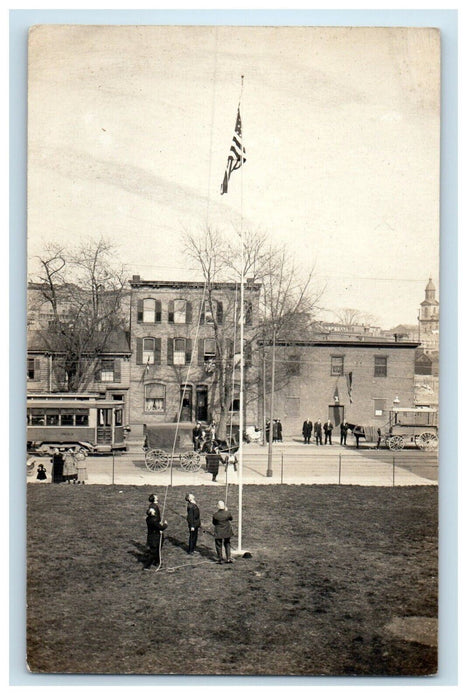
[[179, 451, 201, 472], [416, 432, 439, 451], [387, 435, 405, 451], [145, 449, 169, 472]]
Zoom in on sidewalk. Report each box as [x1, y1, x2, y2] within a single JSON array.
[[27, 440, 437, 488]]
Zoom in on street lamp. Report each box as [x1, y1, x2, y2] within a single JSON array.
[[334, 394, 339, 404], [393, 395, 400, 406]]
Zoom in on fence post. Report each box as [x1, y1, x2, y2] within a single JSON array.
[[112, 450, 115, 486], [281, 452, 284, 485], [338, 454, 342, 485], [392, 455, 396, 487]]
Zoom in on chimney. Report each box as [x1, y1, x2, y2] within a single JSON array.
[[132, 275, 141, 283]]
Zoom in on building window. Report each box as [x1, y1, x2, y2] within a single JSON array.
[[174, 338, 186, 365], [229, 384, 240, 412], [244, 301, 253, 326], [100, 359, 114, 382], [174, 299, 187, 324], [288, 354, 301, 376], [202, 301, 214, 325], [203, 338, 216, 361], [143, 338, 156, 365], [27, 357, 38, 380], [374, 356, 388, 377], [374, 398, 386, 416], [331, 355, 344, 376], [145, 383, 166, 412], [143, 298, 156, 323]]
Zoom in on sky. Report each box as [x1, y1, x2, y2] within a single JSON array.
[[27, 24, 440, 329]]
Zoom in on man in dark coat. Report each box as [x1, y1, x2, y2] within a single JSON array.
[[185, 493, 201, 555], [302, 419, 313, 444], [314, 420, 323, 445], [144, 494, 168, 570], [324, 419, 334, 445], [205, 447, 225, 482], [340, 422, 349, 446], [212, 500, 234, 564]]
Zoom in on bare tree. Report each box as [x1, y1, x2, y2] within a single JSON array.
[[183, 228, 322, 441], [30, 238, 128, 391], [334, 308, 378, 327]]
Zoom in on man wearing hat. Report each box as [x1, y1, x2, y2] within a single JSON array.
[[144, 494, 168, 570], [212, 500, 234, 564], [185, 493, 201, 555]]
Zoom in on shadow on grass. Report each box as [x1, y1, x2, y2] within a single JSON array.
[[166, 533, 216, 561]]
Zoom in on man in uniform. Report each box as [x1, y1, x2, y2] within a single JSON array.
[[324, 419, 334, 445]]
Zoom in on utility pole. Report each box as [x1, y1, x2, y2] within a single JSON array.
[[266, 327, 276, 477], [262, 345, 267, 446]]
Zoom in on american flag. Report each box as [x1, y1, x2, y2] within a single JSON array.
[[220, 107, 246, 195]]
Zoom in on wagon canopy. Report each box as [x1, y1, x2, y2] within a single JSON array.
[[144, 423, 194, 452]]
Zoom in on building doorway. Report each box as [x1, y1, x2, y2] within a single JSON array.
[[196, 385, 208, 422], [329, 404, 344, 426], [180, 384, 192, 422]]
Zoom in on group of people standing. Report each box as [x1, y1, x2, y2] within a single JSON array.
[[302, 419, 337, 445], [302, 420, 354, 446], [265, 419, 283, 443], [35, 447, 88, 484], [144, 492, 235, 569]]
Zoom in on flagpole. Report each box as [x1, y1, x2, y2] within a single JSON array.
[[238, 75, 245, 554]]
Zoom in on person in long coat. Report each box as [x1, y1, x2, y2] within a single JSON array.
[[185, 493, 201, 555], [314, 420, 323, 446], [302, 419, 313, 444], [340, 422, 349, 446], [63, 449, 77, 483], [205, 448, 225, 482], [52, 448, 64, 483], [144, 494, 168, 569], [212, 500, 234, 564], [277, 419, 283, 442], [324, 419, 334, 445]]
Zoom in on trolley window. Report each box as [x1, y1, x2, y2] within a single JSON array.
[[98, 408, 112, 427], [115, 408, 123, 426], [30, 408, 45, 425], [75, 409, 89, 426], [60, 410, 74, 426], [45, 409, 60, 426]]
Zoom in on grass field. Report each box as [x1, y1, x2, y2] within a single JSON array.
[[26, 483, 438, 676]]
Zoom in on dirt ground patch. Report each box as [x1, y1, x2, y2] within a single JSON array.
[[26, 483, 438, 676]]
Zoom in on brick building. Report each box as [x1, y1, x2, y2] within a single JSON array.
[[127, 276, 261, 438], [263, 339, 419, 437]]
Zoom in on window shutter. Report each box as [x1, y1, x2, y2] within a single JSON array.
[[34, 358, 41, 376], [198, 338, 204, 365], [228, 338, 234, 357], [167, 337, 174, 365], [154, 338, 161, 365], [94, 361, 101, 382], [216, 301, 223, 325], [136, 338, 143, 365], [245, 342, 252, 367], [245, 301, 253, 326], [155, 300, 161, 323], [168, 300, 174, 323], [137, 299, 143, 323], [113, 359, 121, 383], [186, 338, 192, 364], [200, 302, 205, 325], [186, 301, 192, 324]]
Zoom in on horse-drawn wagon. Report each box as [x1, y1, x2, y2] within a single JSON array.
[[383, 407, 438, 451], [143, 423, 201, 472]]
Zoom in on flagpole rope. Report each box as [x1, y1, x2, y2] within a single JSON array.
[[152, 279, 208, 573]]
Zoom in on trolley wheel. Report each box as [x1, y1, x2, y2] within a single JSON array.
[[387, 435, 405, 451], [179, 451, 201, 472], [416, 432, 438, 451], [145, 449, 169, 472]]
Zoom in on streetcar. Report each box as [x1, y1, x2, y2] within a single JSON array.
[[27, 396, 127, 455]]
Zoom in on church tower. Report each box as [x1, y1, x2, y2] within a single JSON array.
[[418, 277, 439, 337]]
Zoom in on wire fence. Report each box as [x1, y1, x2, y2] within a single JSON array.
[[27, 446, 438, 487]]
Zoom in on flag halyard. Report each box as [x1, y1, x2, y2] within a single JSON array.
[[220, 107, 246, 195]]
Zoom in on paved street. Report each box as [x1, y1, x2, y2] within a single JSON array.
[[27, 440, 438, 487]]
